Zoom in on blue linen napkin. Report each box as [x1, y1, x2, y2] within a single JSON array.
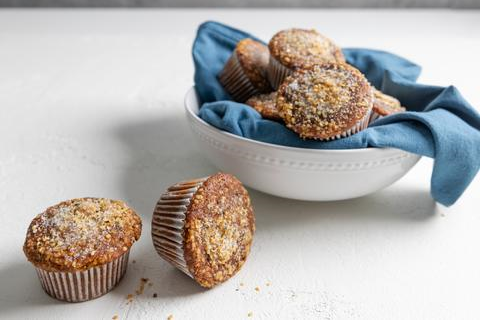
[[192, 21, 480, 206]]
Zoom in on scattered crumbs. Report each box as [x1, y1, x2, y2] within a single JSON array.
[[148, 282, 153, 287], [266, 282, 271, 287], [254, 286, 260, 292], [135, 278, 149, 295], [132, 260, 136, 264], [153, 293, 158, 298], [235, 288, 239, 292], [126, 294, 134, 304], [167, 315, 174, 320], [112, 316, 118, 320], [247, 312, 253, 317], [239, 282, 244, 287]]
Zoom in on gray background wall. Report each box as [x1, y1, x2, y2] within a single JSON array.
[[1, 0, 479, 7]]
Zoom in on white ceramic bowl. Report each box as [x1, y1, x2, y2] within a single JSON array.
[[184, 88, 421, 201]]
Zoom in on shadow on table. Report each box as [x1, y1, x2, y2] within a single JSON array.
[[113, 111, 216, 221], [251, 186, 438, 233], [110, 249, 206, 301], [0, 261, 60, 316]]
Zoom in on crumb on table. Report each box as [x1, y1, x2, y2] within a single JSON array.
[[135, 278, 149, 295]]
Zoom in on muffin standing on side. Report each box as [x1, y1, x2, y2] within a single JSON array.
[[268, 28, 345, 89], [218, 38, 271, 102], [277, 63, 373, 140], [23, 198, 142, 302], [152, 173, 255, 288], [246, 92, 283, 122], [370, 88, 406, 123]]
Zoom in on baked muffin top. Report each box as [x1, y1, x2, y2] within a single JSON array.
[[246, 92, 282, 121], [268, 28, 345, 70], [24, 198, 142, 272], [235, 38, 271, 92], [183, 173, 255, 288], [373, 88, 406, 116], [277, 63, 373, 140]]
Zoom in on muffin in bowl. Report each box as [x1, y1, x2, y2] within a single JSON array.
[[268, 28, 345, 89], [277, 63, 373, 140]]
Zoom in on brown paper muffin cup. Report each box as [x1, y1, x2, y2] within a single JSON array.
[[369, 111, 383, 124], [218, 53, 262, 102], [151, 177, 209, 278], [267, 56, 293, 90], [321, 108, 372, 141], [35, 250, 130, 302]]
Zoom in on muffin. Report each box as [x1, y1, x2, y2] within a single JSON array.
[[245, 92, 282, 122], [23, 198, 142, 302], [370, 88, 406, 123], [152, 173, 255, 288], [218, 38, 271, 102], [268, 28, 345, 89], [277, 63, 373, 140]]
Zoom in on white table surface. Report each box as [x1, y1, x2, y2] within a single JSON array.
[[1, 9, 479, 320]]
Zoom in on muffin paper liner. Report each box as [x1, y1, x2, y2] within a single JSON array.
[[267, 56, 293, 90], [218, 53, 261, 102], [320, 108, 372, 141], [35, 250, 130, 302], [368, 111, 383, 125], [151, 177, 209, 278]]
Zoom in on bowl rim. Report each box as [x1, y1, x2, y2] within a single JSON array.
[[185, 87, 401, 155]]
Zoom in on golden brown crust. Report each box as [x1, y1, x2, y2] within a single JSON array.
[[183, 173, 255, 288], [23, 198, 142, 272], [245, 92, 283, 121], [277, 63, 373, 140], [235, 38, 271, 92], [373, 88, 406, 116], [268, 28, 345, 70]]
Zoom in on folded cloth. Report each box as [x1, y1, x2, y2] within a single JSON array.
[[192, 21, 480, 206]]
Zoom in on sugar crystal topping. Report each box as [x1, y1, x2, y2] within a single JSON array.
[[184, 173, 255, 288], [269, 28, 345, 69], [373, 88, 406, 115], [277, 63, 373, 139], [246, 92, 282, 121], [24, 198, 142, 271]]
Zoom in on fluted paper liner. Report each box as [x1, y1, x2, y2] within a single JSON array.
[[368, 111, 383, 125], [320, 108, 372, 141], [35, 250, 130, 302], [151, 177, 209, 278], [218, 52, 261, 102], [267, 55, 293, 90]]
